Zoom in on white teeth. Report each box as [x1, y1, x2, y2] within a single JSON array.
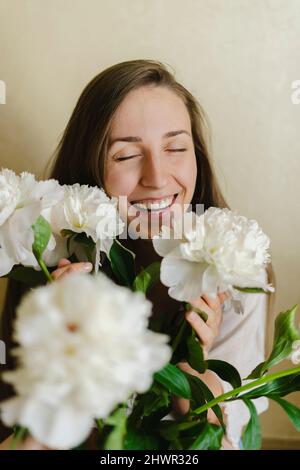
[[133, 196, 174, 211]]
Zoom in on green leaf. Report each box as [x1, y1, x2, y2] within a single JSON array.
[[241, 398, 262, 450], [271, 397, 300, 431], [185, 374, 225, 429], [103, 406, 127, 450], [32, 215, 51, 260], [60, 229, 76, 238], [169, 438, 184, 450], [73, 232, 95, 263], [139, 388, 170, 417], [5, 266, 48, 287], [238, 373, 300, 400], [31, 215, 53, 282], [133, 261, 160, 294], [207, 360, 242, 389], [248, 305, 299, 378], [186, 329, 207, 374], [156, 421, 180, 441], [267, 305, 299, 366], [61, 230, 96, 263], [108, 239, 136, 287], [246, 362, 266, 380], [124, 426, 163, 450], [188, 375, 206, 409], [154, 364, 191, 399], [188, 423, 224, 450], [72, 232, 95, 248], [239, 373, 300, 399], [60, 229, 76, 256]]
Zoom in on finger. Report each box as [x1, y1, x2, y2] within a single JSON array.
[[58, 258, 72, 268], [201, 293, 221, 310], [52, 262, 93, 280], [218, 291, 229, 305], [185, 309, 214, 353], [188, 296, 218, 327], [201, 294, 223, 326]]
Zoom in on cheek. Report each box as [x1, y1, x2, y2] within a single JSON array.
[[177, 154, 197, 194], [104, 166, 138, 198]]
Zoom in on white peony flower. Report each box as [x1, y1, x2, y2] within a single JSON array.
[[0, 169, 21, 225], [50, 184, 124, 267], [0, 272, 171, 449], [153, 207, 273, 302], [0, 169, 65, 275], [290, 340, 300, 365]]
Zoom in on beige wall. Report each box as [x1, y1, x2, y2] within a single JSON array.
[[0, 0, 299, 442]]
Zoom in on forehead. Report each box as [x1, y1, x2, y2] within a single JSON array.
[[109, 85, 191, 135]]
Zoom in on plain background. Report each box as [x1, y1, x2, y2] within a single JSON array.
[[0, 0, 299, 445]]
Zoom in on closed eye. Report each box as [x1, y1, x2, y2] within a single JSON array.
[[115, 148, 187, 161], [115, 154, 140, 161]]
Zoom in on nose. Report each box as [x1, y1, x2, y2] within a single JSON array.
[[140, 152, 169, 189]]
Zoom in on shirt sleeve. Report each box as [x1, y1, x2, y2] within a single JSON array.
[[207, 275, 270, 449]]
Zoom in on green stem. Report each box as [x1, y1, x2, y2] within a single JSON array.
[[194, 365, 300, 415], [37, 256, 53, 283], [96, 418, 104, 434], [10, 426, 28, 450]]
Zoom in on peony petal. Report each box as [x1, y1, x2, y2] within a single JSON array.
[[29, 401, 93, 450], [0, 246, 15, 276], [202, 265, 219, 297], [152, 234, 181, 257], [0, 397, 25, 426], [1, 397, 94, 450], [161, 255, 207, 301]]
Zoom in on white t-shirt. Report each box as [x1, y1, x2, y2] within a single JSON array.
[[208, 287, 269, 449]]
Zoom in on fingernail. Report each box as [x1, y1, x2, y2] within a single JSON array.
[[83, 263, 93, 271]]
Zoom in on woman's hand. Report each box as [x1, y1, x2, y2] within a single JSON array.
[[51, 258, 93, 281], [185, 292, 228, 358]]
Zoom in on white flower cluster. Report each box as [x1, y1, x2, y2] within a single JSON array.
[[0, 169, 124, 276], [0, 272, 171, 449], [0, 169, 65, 275], [153, 207, 274, 302]]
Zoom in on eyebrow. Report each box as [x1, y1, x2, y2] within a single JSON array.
[[109, 129, 191, 147]]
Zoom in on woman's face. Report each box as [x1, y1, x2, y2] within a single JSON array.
[[104, 85, 197, 238]]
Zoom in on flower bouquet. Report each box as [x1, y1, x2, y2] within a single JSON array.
[[0, 168, 299, 450]]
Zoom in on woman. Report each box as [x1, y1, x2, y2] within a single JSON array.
[[0, 59, 272, 449]]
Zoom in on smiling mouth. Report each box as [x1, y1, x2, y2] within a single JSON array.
[[130, 193, 179, 212]]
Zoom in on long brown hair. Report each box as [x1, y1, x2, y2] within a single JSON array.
[[0, 60, 231, 438], [48, 59, 227, 209]]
